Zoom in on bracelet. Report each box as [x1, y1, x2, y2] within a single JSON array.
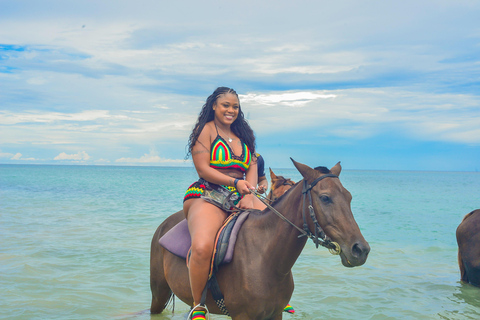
[[234, 178, 239, 189]]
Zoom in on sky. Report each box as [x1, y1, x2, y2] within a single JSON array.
[[1, 0, 479, 171]]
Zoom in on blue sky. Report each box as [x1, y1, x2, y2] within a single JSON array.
[[1, 0, 479, 171]]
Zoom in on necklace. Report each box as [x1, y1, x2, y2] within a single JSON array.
[[217, 125, 234, 143]]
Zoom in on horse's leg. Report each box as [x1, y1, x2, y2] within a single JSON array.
[[150, 226, 173, 314]]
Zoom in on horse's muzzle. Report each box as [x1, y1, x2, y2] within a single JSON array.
[[343, 241, 370, 267]]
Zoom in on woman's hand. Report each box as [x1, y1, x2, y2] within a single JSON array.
[[257, 184, 267, 194], [236, 180, 256, 209], [235, 179, 255, 196], [237, 194, 256, 209]]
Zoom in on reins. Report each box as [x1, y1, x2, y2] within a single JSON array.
[[252, 189, 311, 238], [251, 173, 341, 255]]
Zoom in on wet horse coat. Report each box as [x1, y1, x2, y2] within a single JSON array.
[[150, 160, 370, 319], [456, 209, 480, 287]]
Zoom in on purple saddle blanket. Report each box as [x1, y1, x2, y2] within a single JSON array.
[[158, 211, 250, 264]]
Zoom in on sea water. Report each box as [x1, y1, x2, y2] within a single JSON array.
[[1, 164, 479, 320]]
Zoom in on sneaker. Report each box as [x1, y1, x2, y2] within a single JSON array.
[[186, 304, 209, 320], [284, 304, 295, 314]]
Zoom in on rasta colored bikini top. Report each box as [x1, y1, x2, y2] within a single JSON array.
[[210, 126, 251, 173]]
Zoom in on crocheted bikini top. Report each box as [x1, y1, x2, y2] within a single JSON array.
[[210, 126, 251, 173]]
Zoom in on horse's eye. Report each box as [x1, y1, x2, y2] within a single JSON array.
[[320, 195, 332, 204]]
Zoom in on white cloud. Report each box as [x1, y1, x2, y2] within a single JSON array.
[[4, 152, 38, 161], [0, 150, 14, 158], [0, 110, 117, 125], [11, 153, 22, 160], [54, 151, 91, 161], [115, 150, 190, 165], [26, 77, 48, 85], [247, 88, 480, 144], [240, 92, 336, 107]]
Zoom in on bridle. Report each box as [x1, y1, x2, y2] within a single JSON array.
[[252, 173, 341, 255], [301, 174, 341, 253]]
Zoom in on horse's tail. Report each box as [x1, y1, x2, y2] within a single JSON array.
[[149, 291, 175, 315], [458, 250, 469, 283], [164, 292, 175, 312]]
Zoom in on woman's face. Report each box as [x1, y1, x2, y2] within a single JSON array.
[[213, 92, 239, 126]]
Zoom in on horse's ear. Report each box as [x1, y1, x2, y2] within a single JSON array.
[[330, 161, 342, 176], [291, 158, 316, 180], [269, 167, 278, 181]]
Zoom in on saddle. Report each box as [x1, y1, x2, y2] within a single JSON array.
[[158, 211, 250, 316], [158, 211, 250, 269]]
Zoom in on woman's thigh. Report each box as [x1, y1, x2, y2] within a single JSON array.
[[184, 199, 228, 245]]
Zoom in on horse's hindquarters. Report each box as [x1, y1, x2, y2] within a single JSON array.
[[456, 209, 480, 287], [150, 210, 186, 314]]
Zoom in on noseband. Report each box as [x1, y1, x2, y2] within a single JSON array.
[[252, 173, 341, 255]]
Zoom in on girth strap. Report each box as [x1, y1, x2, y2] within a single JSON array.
[[199, 274, 230, 316]]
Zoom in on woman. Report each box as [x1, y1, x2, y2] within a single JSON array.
[[183, 87, 265, 319]]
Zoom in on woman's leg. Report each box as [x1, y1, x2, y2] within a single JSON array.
[[184, 199, 228, 306]]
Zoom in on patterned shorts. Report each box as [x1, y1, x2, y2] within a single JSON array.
[[184, 178, 243, 209]]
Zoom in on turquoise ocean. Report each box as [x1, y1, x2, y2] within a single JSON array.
[[1, 164, 479, 320]]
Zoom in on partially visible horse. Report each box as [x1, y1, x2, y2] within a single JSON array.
[[456, 209, 480, 287], [150, 159, 370, 319], [265, 168, 295, 202]]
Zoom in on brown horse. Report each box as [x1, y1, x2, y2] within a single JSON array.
[[456, 209, 480, 287], [150, 159, 370, 319], [265, 168, 295, 202]]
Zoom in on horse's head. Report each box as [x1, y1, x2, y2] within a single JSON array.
[[291, 158, 370, 267], [267, 168, 296, 202]]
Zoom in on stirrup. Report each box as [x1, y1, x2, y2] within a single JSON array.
[[186, 303, 209, 320]]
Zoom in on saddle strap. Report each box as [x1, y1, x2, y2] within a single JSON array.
[[209, 274, 230, 316], [199, 274, 230, 316], [209, 212, 239, 279]]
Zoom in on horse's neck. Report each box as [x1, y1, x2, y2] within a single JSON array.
[[257, 182, 308, 274]]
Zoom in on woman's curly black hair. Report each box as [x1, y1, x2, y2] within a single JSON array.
[[186, 87, 256, 159]]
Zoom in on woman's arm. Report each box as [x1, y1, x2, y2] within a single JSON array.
[[236, 156, 258, 208], [244, 157, 258, 188]]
